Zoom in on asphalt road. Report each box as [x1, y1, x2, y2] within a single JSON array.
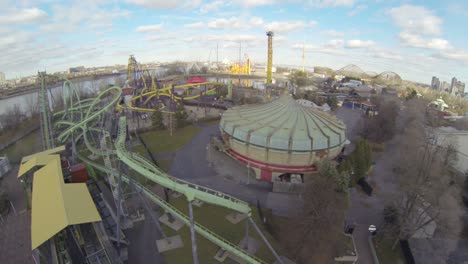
[[336, 107, 401, 264], [168, 123, 272, 206]]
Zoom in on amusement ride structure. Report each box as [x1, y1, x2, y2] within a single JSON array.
[[121, 55, 230, 114], [28, 67, 283, 264]]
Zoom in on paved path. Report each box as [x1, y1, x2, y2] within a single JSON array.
[[336, 107, 403, 264], [354, 224, 375, 264], [0, 166, 35, 264], [168, 124, 272, 205], [167, 123, 299, 215]]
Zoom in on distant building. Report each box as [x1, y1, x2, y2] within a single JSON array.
[[431, 76, 440, 90], [68, 66, 86, 73], [441, 81, 450, 92], [334, 75, 345, 81], [296, 99, 331, 112], [450, 77, 465, 96], [450, 77, 457, 94], [0, 72, 5, 85], [458, 82, 466, 97]]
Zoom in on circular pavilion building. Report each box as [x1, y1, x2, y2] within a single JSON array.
[[219, 95, 347, 183]]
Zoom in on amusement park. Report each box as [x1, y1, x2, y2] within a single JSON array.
[[0, 31, 357, 264], [5, 0, 468, 263]]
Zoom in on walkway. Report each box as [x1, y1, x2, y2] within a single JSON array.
[[0, 166, 35, 264], [168, 124, 272, 205], [161, 123, 299, 216], [353, 224, 375, 264], [336, 107, 402, 264]]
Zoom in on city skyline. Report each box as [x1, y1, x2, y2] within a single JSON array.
[[1, 0, 468, 84]]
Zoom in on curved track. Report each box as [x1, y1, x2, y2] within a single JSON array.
[[54, 82, 269, 264], [118, 82, 220, 113]]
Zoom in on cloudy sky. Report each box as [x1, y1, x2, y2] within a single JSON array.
[[1, 0, 468, 84]]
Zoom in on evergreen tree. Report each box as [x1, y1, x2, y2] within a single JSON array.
[[175, 104, 188, 128], [326, 95, 338, 110], [151, 110, 165, 130], [317, 158, 350, 193], [352, 139, 372, 181]]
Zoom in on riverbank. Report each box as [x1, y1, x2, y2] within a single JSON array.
[[0, 73, 124, 101], [0, 118, 41, 163]]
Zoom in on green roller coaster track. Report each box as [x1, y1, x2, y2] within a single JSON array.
[[52, 80, 283, 264]]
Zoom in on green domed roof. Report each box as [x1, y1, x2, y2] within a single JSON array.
[[220, 96, 346, 152]]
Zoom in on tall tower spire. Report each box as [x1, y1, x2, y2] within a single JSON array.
[[266, 31, 274, 84]]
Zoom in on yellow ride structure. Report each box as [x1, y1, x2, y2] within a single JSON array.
[[230, 58, 251, 75], [123, 55, 225, 113]]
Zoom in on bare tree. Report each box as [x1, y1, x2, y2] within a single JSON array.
[[279, 159, 349, 263], [361, 96, 400, 142], [390, 100, 462, 248], [114, 76, 126, 87], [0, 105, 25, 130], [24, 95, 39, 118]]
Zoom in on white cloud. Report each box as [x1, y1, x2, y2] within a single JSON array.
[[322, 30, 344, 38], [249, 17, 264, 26], [372, 51, 403, 61], [126, 0, 201, 9], [345, 39, 375, 48], [292, 43, 345, 55], [399, 32, 452, 50], [146, 34, 176, 41], [208, 18, 230, 29], [0, 8, 48, 25], [208, 16, 264, 30], [231, 0, 276, 7], [0, 31, 35, 49], [40, 3, 129, 33], [435, 50, 468, 65], [307, 0, 355, 8], [184, 22, 204, 29], [324, 39, 344, 48], [136, 24, 163, 33], [212, 34, 257, 42], [265, 20, 317, 33], [200, 0, 224, 14], [347, 4, 367, 16], [233, 0, 355, 8], [388, 5, 442, 35]]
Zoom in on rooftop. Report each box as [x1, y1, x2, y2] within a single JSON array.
[[220, 95, 346, 152]]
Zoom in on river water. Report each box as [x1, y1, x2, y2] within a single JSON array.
[[0, 74, 269, 116], [0, 75, 126, 116]]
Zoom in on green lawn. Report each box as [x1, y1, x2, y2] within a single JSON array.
[[135, 125, 201, 154], [160, 196, 285, 264], [199, 118, 221, 126], [156, 158, 173, 172], [0, 130, 41, 163], [0, 118, 38, 144], [374, 237, 405, 264]]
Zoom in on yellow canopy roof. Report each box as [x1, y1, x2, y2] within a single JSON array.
[[18, 145, 66, 178], [17, 148, 101, 250], [21, 145, 65, 163]]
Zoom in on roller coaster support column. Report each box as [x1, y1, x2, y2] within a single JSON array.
[[244, 218, 249, 249], [117, 161, 123, 256], [188, 199, 199, 264], [248, 217, 284, 264], [136, 187, 166, 238]]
